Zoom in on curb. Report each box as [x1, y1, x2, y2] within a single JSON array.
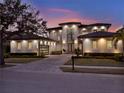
[[60, 65, 124, 75]]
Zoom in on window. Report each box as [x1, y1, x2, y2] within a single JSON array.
[[28, 41, 32, 49], [17, 42, 21, 49], [92, 40, 97, 49], [107, 40, 112, 48]]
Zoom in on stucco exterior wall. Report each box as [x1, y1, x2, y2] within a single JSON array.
[[83, 38, 123, 53], [10, 40, 57, 55]]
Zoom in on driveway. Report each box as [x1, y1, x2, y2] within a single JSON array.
[[4, 54, 72, 73]]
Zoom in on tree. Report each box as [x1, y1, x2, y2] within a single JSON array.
[[113, 27, 124, 56], [0, 0, 47, 65]]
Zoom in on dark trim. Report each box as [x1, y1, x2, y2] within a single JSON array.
[[59, 22, 82, 26], [47, 27, 62, 31], [78, 32, 116, 38]]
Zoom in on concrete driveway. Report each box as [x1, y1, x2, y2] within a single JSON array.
[[4, 54, 72, 73]]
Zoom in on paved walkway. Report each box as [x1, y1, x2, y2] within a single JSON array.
[[4, 54, 72, 73]]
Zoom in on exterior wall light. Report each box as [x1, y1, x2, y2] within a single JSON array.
[[33, 40, 38, 44], [82, 28, 86, 31], [93, 26, 98, 30], [59, 30, 62, 33], [64, 25, 68, 29], [72, 25, 77, 28], [62, 40, 66, 44], [11, 40, 16, 44], [101, 26, 106, 30], [74, 40, 78, 44], [40, 40, 43, 45], [44, 41, 47, 45], [52, 30, 55, 33]]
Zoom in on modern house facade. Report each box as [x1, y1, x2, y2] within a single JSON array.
[[48, 22, 123, 54], [9, 21, 123, 55]]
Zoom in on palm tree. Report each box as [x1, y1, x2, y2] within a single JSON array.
[[113, 27, 124, 56]]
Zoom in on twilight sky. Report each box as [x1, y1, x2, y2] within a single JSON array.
[[23, 0, 124, 32]]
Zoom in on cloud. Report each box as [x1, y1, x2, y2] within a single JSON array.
[[38, 8, 118, 32], [44, 8, 98, 27]]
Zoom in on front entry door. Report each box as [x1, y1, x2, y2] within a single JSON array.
[[68, 43, 74, 53]]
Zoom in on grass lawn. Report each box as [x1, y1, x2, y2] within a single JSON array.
[[5, 58, 43, 64], [65, 58, 124, 67]]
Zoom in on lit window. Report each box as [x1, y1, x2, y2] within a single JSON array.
[[28, 42, 32, 49], [92, 40, 97, 49], [107, 40, 112, 48], [17, 42, 21, 49]]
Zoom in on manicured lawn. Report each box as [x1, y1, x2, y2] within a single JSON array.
[[5, 58, 43, 64], [65, 58, 124, 67]]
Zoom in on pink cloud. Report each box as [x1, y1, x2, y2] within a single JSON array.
[[45, 8, 98, 27], [40, 8, 119, 32]]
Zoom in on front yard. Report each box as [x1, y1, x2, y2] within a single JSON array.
[[5, 58, 43, 64]]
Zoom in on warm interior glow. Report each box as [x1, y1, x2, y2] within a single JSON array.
[[28, 41, 32, 49], [114, 49, 120, 53], [85, 50, 91, 53], [17, 42, 21, 49], [107, 40, 112, 48]]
